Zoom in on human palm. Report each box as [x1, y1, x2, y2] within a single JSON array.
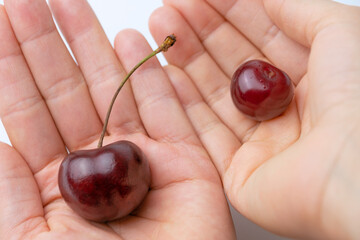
[[149, 0, 360, 239], [0, 0, 235, 239]]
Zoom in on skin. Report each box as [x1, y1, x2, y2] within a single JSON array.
[[0, 0, 235, 239], [149, 0, 360, 239], [0, 0, 359, 239]]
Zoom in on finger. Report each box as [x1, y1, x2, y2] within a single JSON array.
[[201, 0, 309, 83], [164, 65, 241, 176], [0, 5, 65, 173], [262, 0, 357, 47], [0, 143, 48, 239], [4, 0, 102, 150], [49, 0, 144, 136], [149, 6, 257, 141], [114, 30, 199, 145]]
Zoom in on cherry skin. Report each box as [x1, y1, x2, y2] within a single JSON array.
[[230, 60, 294, 121], [58, 140, 151, 222]]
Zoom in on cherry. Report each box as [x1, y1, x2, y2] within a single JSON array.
[[58, 140, 150, 222], [230, 60, 294, 121], [58, 35, 176, 222]]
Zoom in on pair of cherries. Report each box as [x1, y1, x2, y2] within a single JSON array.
[[59, 36, 294, 222]]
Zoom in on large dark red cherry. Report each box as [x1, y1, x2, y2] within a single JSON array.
[[231, 60, 294, 121], [58, 140, 151, 222]]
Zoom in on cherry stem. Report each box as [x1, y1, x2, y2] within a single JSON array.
[[97, 34, 176, 148]]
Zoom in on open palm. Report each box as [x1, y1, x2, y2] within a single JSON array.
[[0, 0, 236, 239], [149, 0, 360, 239]]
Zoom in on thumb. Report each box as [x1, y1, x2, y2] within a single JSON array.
[[262, 0, 359, 47]]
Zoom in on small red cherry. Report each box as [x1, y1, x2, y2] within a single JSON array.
[[231, 60, 294, 121]]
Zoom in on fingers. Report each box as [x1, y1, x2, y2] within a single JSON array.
[[164, 65, 241, 176], [263, 0, 360, 122], [200, 0, 309, 84], [163, 0, 264, 79], [149, 6, 258, 141], [114, 30, 199, 145], [0, 143, 48, 238], [49, 0, 145, 136], [4, 0, 102, 151], [0, 5, 65, 173]]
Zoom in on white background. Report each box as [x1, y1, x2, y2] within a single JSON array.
[[0, 0, 359, 239]]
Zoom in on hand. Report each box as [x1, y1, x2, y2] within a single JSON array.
[[149, 0, 360, 239], [0, 0, 236, 239]]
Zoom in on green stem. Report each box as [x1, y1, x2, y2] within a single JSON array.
[[97, 34, 176, 148]]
